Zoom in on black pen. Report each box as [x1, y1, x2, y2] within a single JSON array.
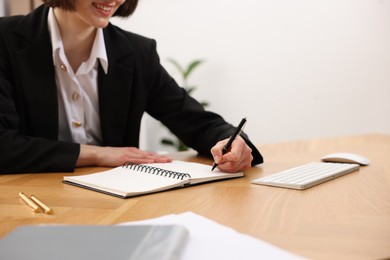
[[211, 117, 247, 171]]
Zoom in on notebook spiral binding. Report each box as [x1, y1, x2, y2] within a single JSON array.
[[123, 162, 192, 180]]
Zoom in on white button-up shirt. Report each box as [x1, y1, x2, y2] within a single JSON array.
[[48, 8, 108, 145]]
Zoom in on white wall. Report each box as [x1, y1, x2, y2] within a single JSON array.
[[112, 0, 390, 151], [0, 0, 5, 16]]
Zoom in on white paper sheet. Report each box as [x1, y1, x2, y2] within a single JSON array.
[[120, 212, 304, 260]]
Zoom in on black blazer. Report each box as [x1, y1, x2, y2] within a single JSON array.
[[0, 5, 263, 173]]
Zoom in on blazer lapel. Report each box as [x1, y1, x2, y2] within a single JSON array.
[[14, 7, 58, 140], [98, 25, 135, 146]]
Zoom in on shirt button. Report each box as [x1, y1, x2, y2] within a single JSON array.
[[72, 121, 82, 128], [60, 64, 67, 72], [72, 92, 79, 101]]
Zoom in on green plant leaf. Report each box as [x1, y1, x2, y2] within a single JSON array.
[[177, 140, 189, 151], [184, 60, 204, 80], [161, 138, 175, 146], [200, 101, 209, 107], [186, 86, 196, 95], [167, 58, 186, 76]]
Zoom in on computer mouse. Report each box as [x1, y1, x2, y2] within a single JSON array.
[[321, 152, 370, 166]]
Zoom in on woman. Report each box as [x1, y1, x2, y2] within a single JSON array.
[[0, 0, 263, 173]]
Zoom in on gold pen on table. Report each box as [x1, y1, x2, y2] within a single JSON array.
[[30, 195, 54, 214], [19, 192, 41, 213]]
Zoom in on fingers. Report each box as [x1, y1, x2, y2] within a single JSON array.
[[211, 137, 253, 173], [211, 139, 229, 164], [121, 148, 172, 164], [217, 153, 253, 173], [95, 146, 172, 167]]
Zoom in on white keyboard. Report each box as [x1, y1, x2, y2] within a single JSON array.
[[252, 162, 360, 190]]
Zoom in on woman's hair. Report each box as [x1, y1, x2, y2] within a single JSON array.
[[41, 0, 139, 17]]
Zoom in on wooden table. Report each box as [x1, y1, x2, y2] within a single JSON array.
[[1, 134, 389, 260]]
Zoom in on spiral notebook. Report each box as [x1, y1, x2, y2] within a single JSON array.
[[63, 160, 243, 198]]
